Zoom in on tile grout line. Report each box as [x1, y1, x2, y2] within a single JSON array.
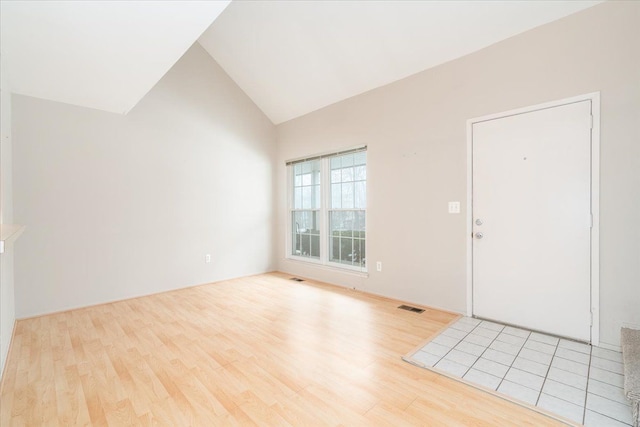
[[417, 320, 632, 426], [431, 319, 479, 367], [581, 344, 593, 425], [494, 328, 532, 393], [534, 338, 561, 407], [463, 321, 507, 378]]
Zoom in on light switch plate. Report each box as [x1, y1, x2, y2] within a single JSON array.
[[448, 201, 461, 214]]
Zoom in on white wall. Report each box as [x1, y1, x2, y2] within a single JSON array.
[[12, 43, 276, 317], [276, 1, 640, 347], [0, 49, 16, 376]]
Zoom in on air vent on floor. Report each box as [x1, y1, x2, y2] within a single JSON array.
[[289, 277, 304, 282], [398, 305, 425, 314]]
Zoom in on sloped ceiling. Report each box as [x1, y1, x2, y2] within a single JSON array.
[[0, 0, 230, 114], [199, 0, 603, 124]]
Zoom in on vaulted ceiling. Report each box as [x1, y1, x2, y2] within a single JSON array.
[[0, 1, 230, 114], [199, 0, 603, 124], [1, 0, 602, 122]]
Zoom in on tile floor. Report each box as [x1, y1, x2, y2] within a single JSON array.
[[407, 317, 633, 426]]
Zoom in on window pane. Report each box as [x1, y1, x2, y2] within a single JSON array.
[[302, 173, 311, 186], [310, 235, 320, 258], [314, 184, 320, 208], [341, 154, 354, 167], [292, 210, 320, 259], [355, 181, 366, 209], [354, 151, 366, 166], [341, 183, 354, 208], [330, 236, 341, 263], [331, 183, 341, 209], [355, 165, 366, 180], [302, 187, 311, 209], [331, 156, 341, 169], [331, 169, 341, 183], [342, 167, 354, 182]]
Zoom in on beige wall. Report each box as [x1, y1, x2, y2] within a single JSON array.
[[12, 44, 277, 318], [1, 49, 15, 375], [276, 1, 640, 347]]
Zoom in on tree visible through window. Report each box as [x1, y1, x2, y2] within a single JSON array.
[[288, 148, 367, 271]]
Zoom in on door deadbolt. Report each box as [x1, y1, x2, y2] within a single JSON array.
[[475, 232, 484, 239]]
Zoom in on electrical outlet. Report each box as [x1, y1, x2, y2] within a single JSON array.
[[376, 261, 382, 272], [205, 254, 211, 263]]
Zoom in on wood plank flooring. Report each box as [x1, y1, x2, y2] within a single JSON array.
[[0, 272, 564, 426]]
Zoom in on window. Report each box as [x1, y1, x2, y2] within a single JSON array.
[[288, 147, 367, 272]]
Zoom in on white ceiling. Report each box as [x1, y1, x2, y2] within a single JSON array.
[[1, 1, 603, 121], [0, 1, 230, 114], [199, 0, 603, 124]]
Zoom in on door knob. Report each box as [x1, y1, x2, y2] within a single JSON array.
[[475, 232, 484, 239]]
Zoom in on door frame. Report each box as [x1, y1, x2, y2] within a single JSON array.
[[465, 92, 600, 345]]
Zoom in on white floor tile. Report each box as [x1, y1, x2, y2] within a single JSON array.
[[463, 368, 502, 390], [435, 358, 469, 377], [519, 348, 553, 365], [590, 356, 624, 375], [591, 347, 623, 364], [495, 332, 526, 347], [502, 326, 530, 338], [451, 321, 476, 333], [552, 356, 590, 376], [588, 378, 631, 406], [464, 333, 493, 347], [590, 367, 625, 388], [529, 332, 559, 346], [542, 379, 586, 406], [497, 380, 539, 405], [479, 320, 504, 332], [411, 351, 441, 367], [457, 317, 481, 326], [472, 327, 500, 340], [512, 357, 550, 377], [442, 327, 469, 340], [555, 347, 591, 365], [524, 339, 556, 355], [547, 366, 588, 390], [586, 394, 634, 424], [422, 341, 451, 358], [559, 339, 591, 354], [446, 349, 478, 367], [537, 393, 584, 424], [483, 348, 516, 366], [584, 410, 633, 427], [454, 340, 486, 357], [433, 334, 461, 348], [473, 357, 510, 378], [489, 340, 522, 356], [414, 320, 635, 427], [504, 368, 545, 391]]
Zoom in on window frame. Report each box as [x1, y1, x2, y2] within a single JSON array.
[[286, 146, 367, 273]]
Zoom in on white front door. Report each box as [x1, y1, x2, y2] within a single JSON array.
[[472, 100, 593, 342]]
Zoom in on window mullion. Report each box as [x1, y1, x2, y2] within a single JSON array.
[[320, 157, 330, 264]]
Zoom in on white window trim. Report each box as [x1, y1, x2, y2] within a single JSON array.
[[285, 146, 367, 273]]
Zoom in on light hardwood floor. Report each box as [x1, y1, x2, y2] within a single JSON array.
[[0, 272, 564, 426]]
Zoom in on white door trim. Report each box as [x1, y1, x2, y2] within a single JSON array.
[[465, 92, 600, 345]]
